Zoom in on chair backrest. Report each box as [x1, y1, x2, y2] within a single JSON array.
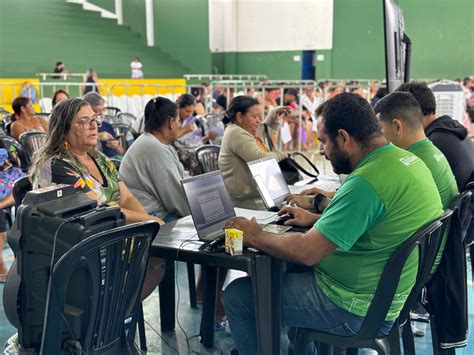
[[195, 144, 220, 173], [0, 134, 30, 170], [462, 182, 474, 244], [354, 213, 448, 339], [18, 131, 48, 160], [110, 122, 131, 149], [117, 112, 137, 126], [40, 221, 159, 355], [12, 175, 32, 206], [104, 106, 121, 117]]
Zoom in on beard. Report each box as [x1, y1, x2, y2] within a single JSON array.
[[328, 144, 352, 175]]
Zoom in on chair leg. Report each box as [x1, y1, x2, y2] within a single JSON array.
[[186, 262, 197, 308], [292, 328, 312, 355], [137, 302, 147, 351], [401, 321, 416, 355], [470, 244, 474, 280]]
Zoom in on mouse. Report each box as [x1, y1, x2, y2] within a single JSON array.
[[275, 213, 293, 225]]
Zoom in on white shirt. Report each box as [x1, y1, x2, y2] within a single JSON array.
[[130, 61, 143, 79]]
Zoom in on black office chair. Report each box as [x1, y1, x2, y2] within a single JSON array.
[[195, 144, 220, 173], [40, 221, 159, 355], [104, 106, 122, 117], [288, 212, 448, 355], [19, 131, 48, 161], [0, 135, 30, 171]]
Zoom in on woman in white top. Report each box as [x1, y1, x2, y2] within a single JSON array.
[[130, 58, 144, 79]]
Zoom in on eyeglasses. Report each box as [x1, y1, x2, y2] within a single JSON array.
[[77, 116, 102, 129]]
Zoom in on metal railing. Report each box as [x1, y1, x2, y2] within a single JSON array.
[[36, 73, 87, 80], [183, 74, 267, 82]]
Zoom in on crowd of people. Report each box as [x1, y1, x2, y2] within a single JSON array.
[[0, 75, 474, 353]]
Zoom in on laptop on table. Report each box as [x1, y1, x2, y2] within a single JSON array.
[[181, 171, 237, 242], [181, 170, 292, 243], [247, 157, 291, 210]]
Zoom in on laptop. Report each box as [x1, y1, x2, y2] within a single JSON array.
[[181, 170, 292, 241], [181, 171, 237, 242], [247, 157, 291, 210]]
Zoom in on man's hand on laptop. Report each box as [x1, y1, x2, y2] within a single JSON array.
[[226, 217, 262, 247], [278, 206, 319, 227], [285, 195, 313, 210]]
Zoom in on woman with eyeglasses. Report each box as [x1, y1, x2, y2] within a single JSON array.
[[29, 98, 165, 298]]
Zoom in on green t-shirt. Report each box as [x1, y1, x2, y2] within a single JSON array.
[[407, 138, 458, 271], [407, 138, 458, 209], [314, 143, 443, 320]]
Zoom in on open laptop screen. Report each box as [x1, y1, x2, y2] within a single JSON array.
[[247, 157, 290, 207], [181, 171, 235, 238]]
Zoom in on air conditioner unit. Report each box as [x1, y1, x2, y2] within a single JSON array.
[[428, 80, 465, 122]]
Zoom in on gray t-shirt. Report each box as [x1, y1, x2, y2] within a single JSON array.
[[119, 132, 190, 219]]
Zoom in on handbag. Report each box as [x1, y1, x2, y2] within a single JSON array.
[[263, 124, 320, 185]]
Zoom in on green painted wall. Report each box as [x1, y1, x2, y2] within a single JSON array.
[[122, 0, 147, 43], [0, 0, 188, 78], [154, 0, 212, 74], [218, 0, 473, 80], [0, 0, 472, 80], [89, 0, 115, 13]]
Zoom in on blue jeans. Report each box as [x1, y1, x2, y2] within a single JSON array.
[[223, 271, 393, 355]]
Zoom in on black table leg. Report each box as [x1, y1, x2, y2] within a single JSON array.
[[187, 262, 197, 308], [200, 265, 218, 348], [251, 256, 283, 355], [159, 259, 176, 331]]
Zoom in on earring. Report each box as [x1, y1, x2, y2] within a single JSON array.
[[64, 140, 70, 149]]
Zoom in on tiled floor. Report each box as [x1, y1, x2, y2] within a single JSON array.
[[2, 247, 474, 354]]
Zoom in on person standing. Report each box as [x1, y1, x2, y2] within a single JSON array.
[[130, 58, 144, 79], [82, 68, 100, 95]]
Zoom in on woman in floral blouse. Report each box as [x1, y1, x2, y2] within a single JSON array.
[[29, 98, 164, 299]]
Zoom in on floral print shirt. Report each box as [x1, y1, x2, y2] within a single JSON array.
[[35, 152, 121, 205]]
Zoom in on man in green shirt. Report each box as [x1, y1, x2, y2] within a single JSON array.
[[223, 93, 443, 355], [374, 91, 458, 210]]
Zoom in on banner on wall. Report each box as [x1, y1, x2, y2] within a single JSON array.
[[209, 0, 334, 53]]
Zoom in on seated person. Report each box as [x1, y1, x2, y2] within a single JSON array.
[[375, 91, 458, 277], [10, 97, 48, 141], [397, 81, 474, 191], [29, 98, 164, 299], [82, 92, 125, 159], [174, 93, 218, 175], [52, 89, 70, 109], [120, 97, 190, 223], [0, 146, 25, 282], [218, 96, 287, 197], [223, 93, 444, 354]]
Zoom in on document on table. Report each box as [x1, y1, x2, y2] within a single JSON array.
[[234, 207, 277, 224]]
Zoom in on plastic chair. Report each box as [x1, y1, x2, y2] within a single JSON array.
[[195, 145, 220, 173], [405, 190, 473, 354], [288, 213, 448, 355], [12, 175, 32, 206], [0, 135, 30, 170], [40, 221, 159, 355], [18, 131, 48, 160], [104, 106, 122, 117]]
